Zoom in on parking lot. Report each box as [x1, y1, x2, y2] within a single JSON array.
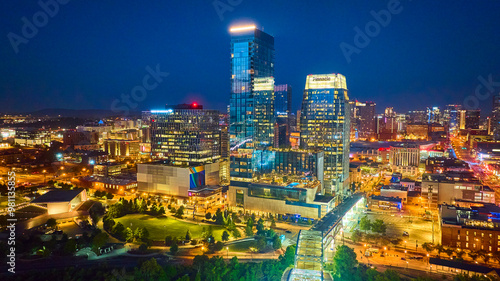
[[363, 210, 436, 249]]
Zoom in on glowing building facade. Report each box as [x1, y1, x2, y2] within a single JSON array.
[[300, 74, 351, 198], [150, 103, 221, 166], [229, 25, 275, 181]]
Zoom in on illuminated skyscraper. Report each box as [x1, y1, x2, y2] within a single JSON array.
[[300, 74, 351, 198], [492, 95, 500, 140], [356, 101, 376, 140], [229, 25, 275, 181], [150, 103, 220, 166]]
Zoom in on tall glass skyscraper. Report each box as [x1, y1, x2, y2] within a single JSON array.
[[300, 74, 351, 198], [274, 84, 292, 118], [229, 25, 275, 181]]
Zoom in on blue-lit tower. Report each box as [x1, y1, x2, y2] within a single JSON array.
[[229, 25, 275, 181]]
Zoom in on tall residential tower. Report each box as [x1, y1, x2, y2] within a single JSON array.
[[229, 25, 275, 181]]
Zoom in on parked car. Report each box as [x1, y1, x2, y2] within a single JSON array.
[[285, 230, 292, 234], [402, 231, 409, 236]]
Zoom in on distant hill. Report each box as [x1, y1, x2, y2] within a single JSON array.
[[25, 108, 142, 118]]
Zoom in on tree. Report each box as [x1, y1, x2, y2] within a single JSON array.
[[63, 239, 77, 255], [165, 235, 174, 246], [92, 232, 109, 252], [46, 218, 57, 229], [255, 236, 267, 252], [105, 192, 114, 200], [332, 245, 358, 281], [176, 205, 184, 218], [170, 243, 179, 255], [272, 235, 282, 250], [422, 242, 434, 255], [351, 229, 363, 243], [112, 222, 126, 240], [271, 218, 276, 228], [125, 227, 134, 242], [185, 230, 192, 241], [435, 244, 444, 258], [359, 216, 372, 233], [371, 219, 387, 234], [232, 228, 242, 239], [455, 249, 466, 260], [158, 206, 166, 216], [222, 230, 230, 242], [468, 251, 479, 261], [256, 218, 265, 235], [139, 258, 165, 280], [279, 245, 296, 267], [107, 203, 124, 218], [245, 225, 254, 236], [205, 212, 212, 220]]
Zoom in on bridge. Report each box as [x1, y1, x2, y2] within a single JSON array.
[[288, 193, 365, 281]]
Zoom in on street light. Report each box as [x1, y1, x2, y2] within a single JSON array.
[[226, 247, 229, 259]]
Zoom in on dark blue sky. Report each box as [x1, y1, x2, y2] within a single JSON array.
[[1, 0, 500, 114]]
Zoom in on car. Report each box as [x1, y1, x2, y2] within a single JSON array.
[[285, 230, 292, 234], [401, 257, 406, 260], [402, 231, 409, 236]]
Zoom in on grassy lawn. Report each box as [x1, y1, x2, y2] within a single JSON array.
[[115, 214, 226, 241], [0, 196, 26, 209]]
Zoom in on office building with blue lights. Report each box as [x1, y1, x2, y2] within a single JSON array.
[[149, 103, 221, 166], [229, 25, 275, 181]]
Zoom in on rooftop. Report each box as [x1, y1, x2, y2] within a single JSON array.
[[32, 188, 84, 204]]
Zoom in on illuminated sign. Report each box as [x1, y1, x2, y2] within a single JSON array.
[[253, 77, 274, 91], [151, 109, 173, 114], [305, 74, 347, 90]]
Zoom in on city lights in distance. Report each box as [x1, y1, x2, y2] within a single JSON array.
[[229, 25, 256, 32]]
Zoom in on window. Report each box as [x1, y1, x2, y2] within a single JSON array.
[[466, 243, 469, 248]]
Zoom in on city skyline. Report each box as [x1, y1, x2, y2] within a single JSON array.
[[1, 1, 500, 114]]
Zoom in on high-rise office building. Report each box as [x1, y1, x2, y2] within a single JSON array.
[[229, 25, 275, 181], [492, 95, 500, 140], [465, 109, 481, 129], [300, 74, 351, 198], [356, 101, 376, 140], [274, 84, 292, 118], [274, 84, 292, 146], [444, 104, 462, 132], [150, 103, 220, 166], [427, 107, 440, 124], [253, 77, 275, 146]]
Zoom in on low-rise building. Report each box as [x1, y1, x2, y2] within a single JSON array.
[[32, 188, 88, 215], [422, 172, 495, 209], [440, 204, 500, 254], [228, 180, 334, 219], [81, 176, 137, 195], [137, 160, 220, 197], [368, 195, 402, 211]]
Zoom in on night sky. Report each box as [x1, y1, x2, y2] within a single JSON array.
[[1, 0, 500, 115]]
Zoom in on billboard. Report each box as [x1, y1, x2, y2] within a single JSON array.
[[189, 166, 205, 189]]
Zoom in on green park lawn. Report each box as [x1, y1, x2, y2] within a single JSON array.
[[115, 214, 226, 241]]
